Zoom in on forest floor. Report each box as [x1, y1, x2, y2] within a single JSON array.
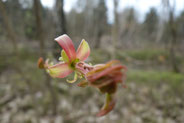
[[0, 45, 184, 123]]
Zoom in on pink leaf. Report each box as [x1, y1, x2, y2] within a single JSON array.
[[87, 65, 124, 82], [55, 34, 76, 61], [48, 62, 73, 78]]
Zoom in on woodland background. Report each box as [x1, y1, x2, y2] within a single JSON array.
[[0, 0, 184, 123]]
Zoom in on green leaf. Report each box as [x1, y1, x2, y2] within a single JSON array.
[[58, 57, 63, 61], [61, 50, 69, 62]]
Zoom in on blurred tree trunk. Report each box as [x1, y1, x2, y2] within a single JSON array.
[[162, 0, 180, 73], [168, 10, 180, 73], [94, 0, 107, 49], [54, 0, 67, 57], [94, 29, 102, 49], [57, 0, 67, 34], [0, 0, 17, 52], [33, 0, 44, 57], [33, 0, 58, 115], [111, 0, 119, 58]]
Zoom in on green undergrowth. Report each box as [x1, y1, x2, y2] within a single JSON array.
[[122, 49, 169, 60], [91, 49, 169, 62], [116, 49, 183, 63], [90, 49, 111, 63], [127, 69, 184, 89]]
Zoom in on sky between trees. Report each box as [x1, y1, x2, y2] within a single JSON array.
[[41, 0, 184, 22]]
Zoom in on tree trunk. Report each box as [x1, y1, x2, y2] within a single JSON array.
[[94, 0, 107, 49], [33, 0, 58, 115], [33, 0, 45, 57], [58, 0, 67, 34], [111, 0, 119, 58], [169, 11, 180, 73], [0, 0, 18, 52], [94, 29, 102, 49], [54, 0, 67, 57]]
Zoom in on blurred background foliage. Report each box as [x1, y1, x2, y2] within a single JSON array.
[[0, 0, 184, 122]]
